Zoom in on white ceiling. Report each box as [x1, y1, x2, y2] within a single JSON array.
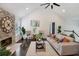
[[0, 3, 40, 17], [0, 3, 79, 19]]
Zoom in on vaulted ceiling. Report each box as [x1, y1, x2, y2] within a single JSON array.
[[0, 3, 79, 19]]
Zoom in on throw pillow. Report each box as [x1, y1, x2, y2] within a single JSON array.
[[63, 37, 70, 42]]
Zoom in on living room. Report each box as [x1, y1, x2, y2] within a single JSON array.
[[0, 3, 79, 56]]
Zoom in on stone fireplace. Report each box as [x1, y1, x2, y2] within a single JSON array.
[[0, 8, 15, 47], [0, 37, 12, 47]]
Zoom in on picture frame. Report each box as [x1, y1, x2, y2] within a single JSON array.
[[31, 20, 40, 27]]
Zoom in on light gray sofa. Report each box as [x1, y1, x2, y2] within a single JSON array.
[[47, 36, 79, 56]]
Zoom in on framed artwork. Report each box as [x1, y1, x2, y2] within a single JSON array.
[[31, 20, 40, 27]]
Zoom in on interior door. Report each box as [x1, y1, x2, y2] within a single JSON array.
[[52, 22, 55, 34]]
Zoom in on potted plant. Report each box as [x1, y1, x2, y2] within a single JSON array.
[[35, 32, 45, 49], [58, 26, 61, 34], [20, 27, 26, 40], [0, 46, 11, 56], [21, 27, 26, 35], [36, 32, 43, 41]]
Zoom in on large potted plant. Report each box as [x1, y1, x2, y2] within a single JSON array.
[[21, 27, 26, 35], [21, 27, 26, 40], [36, 32, 43, 41], [0, 46, 11, 56]]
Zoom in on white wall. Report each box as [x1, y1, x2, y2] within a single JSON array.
[[51, 14, 63, 34], [21, 9, 63, 35], [15, 7, 79, 42]]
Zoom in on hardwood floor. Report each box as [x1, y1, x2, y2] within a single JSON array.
[[17, 45, 29, 56], [13, 39, 31, 56], [12, 39, 79, 56]]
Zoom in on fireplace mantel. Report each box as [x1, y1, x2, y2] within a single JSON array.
[[0, 34, 12, 42]]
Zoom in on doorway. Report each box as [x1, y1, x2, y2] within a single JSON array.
[[52, 22, 55, 34]]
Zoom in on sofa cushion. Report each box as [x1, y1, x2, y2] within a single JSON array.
[[56, 34, 74, 42], [47, 37, 79, 55], [63, 36, 74, 42], [56, 34, 64, 41], [62, 37, 70, 42]]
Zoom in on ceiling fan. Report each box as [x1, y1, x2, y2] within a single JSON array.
[[40, 3, 60, 9]]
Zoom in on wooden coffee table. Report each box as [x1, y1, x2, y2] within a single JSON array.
[[26, 41, 58, 56]]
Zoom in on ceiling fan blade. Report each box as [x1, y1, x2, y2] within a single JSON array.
[[40, 3, 49, 6], [51, 5, 53, 9], [45, 4, 50, 9], [53, 3, 60, 6]]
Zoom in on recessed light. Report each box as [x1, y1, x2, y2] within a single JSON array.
[[26, 8, 29, 10], [62, 9, 66, 13]]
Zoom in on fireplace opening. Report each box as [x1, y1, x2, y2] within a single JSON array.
[[1, 37, 12, 47]]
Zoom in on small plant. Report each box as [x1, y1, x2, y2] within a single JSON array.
[[58, 26, 61, 33], [0, 46, 11, 56]]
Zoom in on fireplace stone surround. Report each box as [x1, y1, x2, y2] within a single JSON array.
[[0, 8, 15, 47], [0, 37, 12, 47]]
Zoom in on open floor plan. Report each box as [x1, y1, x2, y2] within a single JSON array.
[[0, 3, 79, 56]]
